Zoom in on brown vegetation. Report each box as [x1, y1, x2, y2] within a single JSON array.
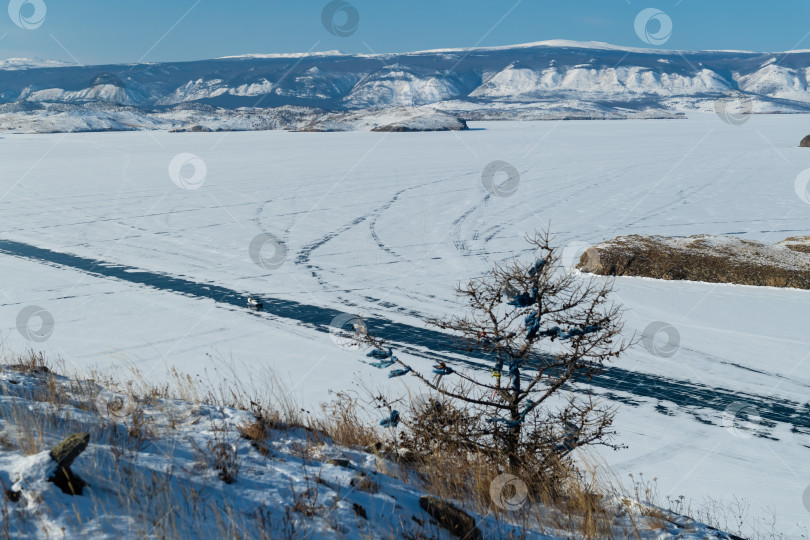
[[579, 234, 810, 289], [0, 346, 747, 538]]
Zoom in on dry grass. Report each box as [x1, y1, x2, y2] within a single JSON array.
[[237, 416, 269, 442], [206, 421, 241, 484], [315, 390, 380, 450], [309, 389, 642, 539], [0, 353, 88, 456], [289, 474, 323, 517], [581, 234, 810, 289], [0, 351, 760, 539]]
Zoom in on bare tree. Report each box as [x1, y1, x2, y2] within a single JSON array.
[[358, 229, 631, 471]]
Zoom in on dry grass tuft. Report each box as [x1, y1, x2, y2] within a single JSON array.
[[0, 351, 757, 539], [315, 390, 380, 450]]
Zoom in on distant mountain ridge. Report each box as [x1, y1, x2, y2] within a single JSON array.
[[0, 58, 76, 70], [3, 40, 810, 132]]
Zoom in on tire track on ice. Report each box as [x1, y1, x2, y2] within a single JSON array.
[[1, 237, 808, 440]]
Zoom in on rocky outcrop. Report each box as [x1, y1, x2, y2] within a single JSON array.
[[326, 458, 351, 468], [48, 432, 90, 495], [49, 432, 90, 470], [419, 495, 481, 540], [578, 235, 810, 289]]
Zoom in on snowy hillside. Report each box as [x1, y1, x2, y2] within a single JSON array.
[[0, 358, 741, 539], [5, 40, 810, 132]]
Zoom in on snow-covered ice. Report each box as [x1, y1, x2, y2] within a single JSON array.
[[1, 114, 809, 537]]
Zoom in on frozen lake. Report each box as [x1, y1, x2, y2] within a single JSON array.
[[1, 116, 809, 536]]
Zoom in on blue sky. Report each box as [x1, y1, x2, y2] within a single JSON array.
[[2, 0, 810, 64]]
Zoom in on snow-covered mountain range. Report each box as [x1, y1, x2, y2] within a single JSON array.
[[4, 40, 810, 132]]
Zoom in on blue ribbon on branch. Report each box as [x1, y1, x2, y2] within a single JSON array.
[[388, 366, 411, 378], [380, 410, 400, 428], [524, 312, 540, 340], [366, 347, 393, 359], [507, 285, 538, 307], [482, 333, 511, 348], [528, 259, 546, 276], [538, 325, 600, 340], [365, 357, 396, 369], [432, 365, 453, 376]]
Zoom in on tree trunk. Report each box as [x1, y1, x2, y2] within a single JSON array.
[[505, 403, 521, 470]]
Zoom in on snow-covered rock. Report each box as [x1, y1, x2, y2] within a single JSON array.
[[0, 102, 468, 134]]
